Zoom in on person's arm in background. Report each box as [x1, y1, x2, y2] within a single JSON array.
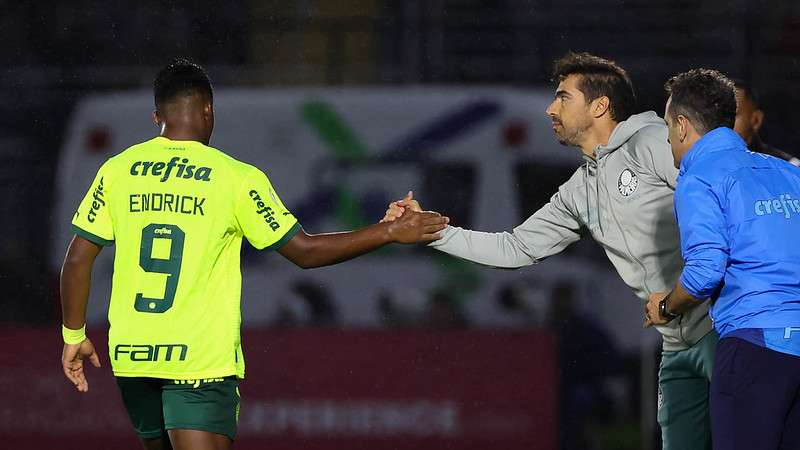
[[645, 174, 729, 326], [60, 236, 103, 392], [383, 180, 584, 268]]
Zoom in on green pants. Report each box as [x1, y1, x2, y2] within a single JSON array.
[[658, 330, 718, 450]]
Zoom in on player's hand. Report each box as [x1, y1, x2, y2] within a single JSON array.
[[644, 292, 669, 328], [380, 191, 423, 223], [387, 207, 448, 243], [62, 338, 101, 393]]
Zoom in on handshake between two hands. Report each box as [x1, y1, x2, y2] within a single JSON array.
[[380, 191, 449, 243]]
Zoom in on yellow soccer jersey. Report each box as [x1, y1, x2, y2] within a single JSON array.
[[71, 136, 300, 379]]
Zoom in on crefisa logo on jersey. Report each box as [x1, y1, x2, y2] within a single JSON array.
[[618, 168, 638, 197], [130, 157, 212, 182], [249, 190, 281, 231], [87, 176, 106, 223]]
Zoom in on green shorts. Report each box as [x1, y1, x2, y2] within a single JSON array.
[[115, 376, 240, 441], [658, 330, 718, 450]]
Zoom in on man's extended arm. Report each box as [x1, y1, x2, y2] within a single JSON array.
[[279, 208, 448, 268], [386, 186, 583, 269]]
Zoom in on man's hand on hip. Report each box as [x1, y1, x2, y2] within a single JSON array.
[[644, 292, 670, 328]]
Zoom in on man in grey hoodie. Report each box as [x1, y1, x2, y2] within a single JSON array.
[[383, 52, 716, 450]]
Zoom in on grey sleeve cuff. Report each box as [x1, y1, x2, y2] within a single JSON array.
[[426, 225, 536, 268]]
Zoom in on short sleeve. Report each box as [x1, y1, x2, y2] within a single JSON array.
[[235, 167, 300, 250], [71, 161, 115, 246]]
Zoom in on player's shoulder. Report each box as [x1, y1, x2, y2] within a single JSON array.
[[94, 142, 143, 174], [110, 137, 164, 160], [203, 145, 264, 179], [200, 143, 273, 179]]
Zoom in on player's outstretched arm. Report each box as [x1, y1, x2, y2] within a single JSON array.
[[278, 208, 448, 269], [60, 235, 103, 392]]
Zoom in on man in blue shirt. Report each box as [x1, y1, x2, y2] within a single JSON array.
[[645, 68, 800, 450]]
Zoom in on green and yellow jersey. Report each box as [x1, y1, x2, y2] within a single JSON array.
[[71, 136, 300, 380]]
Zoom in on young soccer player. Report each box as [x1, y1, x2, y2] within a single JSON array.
[[59, 59, 448, 450]]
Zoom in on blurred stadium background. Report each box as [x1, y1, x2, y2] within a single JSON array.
[[2, 1, 799, 449]]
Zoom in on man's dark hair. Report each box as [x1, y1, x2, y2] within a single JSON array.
[[664, 69, 736, 134], [552, 52, 637, 122], [732, 78, 761, 108], [153, 58, 213, 109]]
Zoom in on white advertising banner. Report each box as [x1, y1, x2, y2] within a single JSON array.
[[52, 87, 652, 350]]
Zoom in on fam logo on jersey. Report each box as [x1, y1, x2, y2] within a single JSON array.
[[618, 168, 638, 197], [130, 157, 212, 182], [114, 343, 188, 362]]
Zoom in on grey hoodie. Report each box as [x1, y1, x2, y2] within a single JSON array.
[[430, 111, 713, 351]]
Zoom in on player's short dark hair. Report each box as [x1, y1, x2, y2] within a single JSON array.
[[551, 52, 637, 122], [664, 69, 736, 135], [732, 78, 761, 108], [153, 58, 213, 109]]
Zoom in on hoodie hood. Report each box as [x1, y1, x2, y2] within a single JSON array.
[[596, 111, 667, 158]]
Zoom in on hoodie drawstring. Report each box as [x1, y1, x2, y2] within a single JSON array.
[[584, 163, 590, 228], [596, 155, 604, 236]]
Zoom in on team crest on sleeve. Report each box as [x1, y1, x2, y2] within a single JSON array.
[[618, 168, 638, 197], [269, 188, 279, 205]]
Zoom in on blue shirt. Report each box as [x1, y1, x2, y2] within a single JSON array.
[[675, 127, 800, 357]]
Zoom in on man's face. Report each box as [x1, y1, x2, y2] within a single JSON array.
[[664, 97, 685, 168], [733, 88, 762, 145], [545, 74, 593, 148]]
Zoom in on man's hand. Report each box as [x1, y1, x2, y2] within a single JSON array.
[[62, 338, 101, 392], [644, 292, 669, 328], [387, 208, 448, 243], [380, 191, 423, 223]]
